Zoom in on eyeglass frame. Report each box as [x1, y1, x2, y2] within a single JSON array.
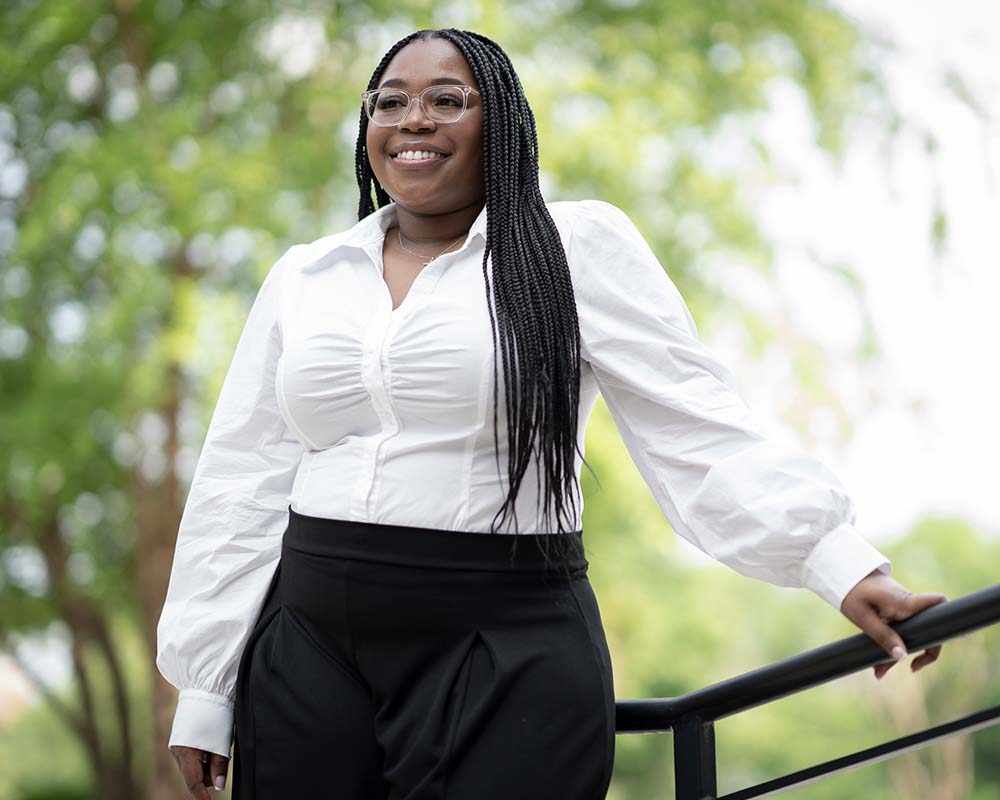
[[360, 84, 482, 127]]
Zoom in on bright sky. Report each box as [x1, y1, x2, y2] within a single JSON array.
[[704, 0, 1000, 547]]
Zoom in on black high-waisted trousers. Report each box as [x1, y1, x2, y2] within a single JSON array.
[[231, 506, 616, 799]]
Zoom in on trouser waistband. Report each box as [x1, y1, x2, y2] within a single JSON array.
[[283, 504, 587, 573]]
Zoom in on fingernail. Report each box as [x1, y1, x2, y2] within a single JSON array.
[[215, 776, 225, 790], [891, 645, 907, 661]]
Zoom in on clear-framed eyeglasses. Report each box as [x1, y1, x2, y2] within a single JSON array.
[[361, 84, 481, 127]]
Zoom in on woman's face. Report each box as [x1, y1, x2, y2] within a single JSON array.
[[365, 38, 485, 215]]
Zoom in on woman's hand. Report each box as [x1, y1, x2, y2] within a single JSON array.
[[840, 569, 948, 680], [169, 745, 230, 797]]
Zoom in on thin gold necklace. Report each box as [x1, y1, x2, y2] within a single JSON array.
[[396, 228, 466, 265]]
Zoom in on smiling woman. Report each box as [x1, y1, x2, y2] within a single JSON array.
[[159, 27, 621, 800], [156, 24, 947, 800], [364, 40, 486, 228]]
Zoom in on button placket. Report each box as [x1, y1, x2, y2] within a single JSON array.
[[365, 286, 436, 515], [351, 242, 469, 519], [351, 296, 391, 518]]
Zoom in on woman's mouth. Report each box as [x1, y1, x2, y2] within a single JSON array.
[[390, 150, 451, 167]]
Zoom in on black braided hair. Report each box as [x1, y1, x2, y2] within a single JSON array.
[[354, 28, 598, 568]]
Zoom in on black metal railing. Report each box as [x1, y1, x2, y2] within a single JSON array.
[[614, 582, 1000, 799]]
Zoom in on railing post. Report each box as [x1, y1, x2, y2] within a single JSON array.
[[674, 714, 717, 799]]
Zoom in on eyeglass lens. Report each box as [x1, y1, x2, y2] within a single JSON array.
[[365, 86, 468, 125]]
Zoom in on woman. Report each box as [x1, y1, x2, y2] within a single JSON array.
[[156, 28, 946, 799]]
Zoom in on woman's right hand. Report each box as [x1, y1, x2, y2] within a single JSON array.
[[169, 745, 230, 797]]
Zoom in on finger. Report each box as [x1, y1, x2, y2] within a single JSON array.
[[176, 750, 212, 800], [857, 607, 909, 662], [873, 660, 896, 680], [897, 592, 948, 619], [911, 643, 943, 672], [209, 753, 230, 791]]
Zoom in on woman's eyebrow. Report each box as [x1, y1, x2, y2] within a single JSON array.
[[377, 76, 467, 89]]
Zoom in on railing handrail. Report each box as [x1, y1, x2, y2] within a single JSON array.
[[616, 581, 1000, 734]]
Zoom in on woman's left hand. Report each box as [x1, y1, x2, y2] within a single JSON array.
[[839, 569, 948, 680]]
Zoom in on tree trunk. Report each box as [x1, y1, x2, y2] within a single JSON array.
[[38, 514, 138, 800]]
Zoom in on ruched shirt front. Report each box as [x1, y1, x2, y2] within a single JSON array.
[[156, 198, 891, 757]]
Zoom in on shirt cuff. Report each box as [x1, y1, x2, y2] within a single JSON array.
[[801, 522, 892, 612], [168, 688, 235, 757]]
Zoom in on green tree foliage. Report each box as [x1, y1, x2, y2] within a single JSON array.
[[0, 1, 993, 797], [581, 418, 1000, 797]]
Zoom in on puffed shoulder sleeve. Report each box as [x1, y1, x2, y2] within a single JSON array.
[[567, 199, 890, 611], [155, 245, 307, 756]]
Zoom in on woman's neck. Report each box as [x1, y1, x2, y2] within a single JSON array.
[[391, 198, 484, 246]]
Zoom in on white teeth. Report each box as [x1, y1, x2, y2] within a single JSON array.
[[394, 150, 446, 160]]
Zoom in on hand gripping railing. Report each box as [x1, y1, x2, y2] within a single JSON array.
[[614, 582, 1000, 799]]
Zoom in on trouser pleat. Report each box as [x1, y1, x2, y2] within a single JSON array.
[[232, 508, 615, 799]]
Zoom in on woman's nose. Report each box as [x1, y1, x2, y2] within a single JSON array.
[[398, 97, 436, 131]]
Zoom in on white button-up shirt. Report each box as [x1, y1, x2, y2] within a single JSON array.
[[156, 198, 891, 756]]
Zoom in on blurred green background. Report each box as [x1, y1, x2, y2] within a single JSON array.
[[1, 1, 998, 798]]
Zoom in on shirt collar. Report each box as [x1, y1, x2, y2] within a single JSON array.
[[338, 200, 488, 251], [296, 201, 488, 274]]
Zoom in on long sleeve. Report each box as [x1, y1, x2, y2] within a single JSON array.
[[156, 245, 307, 756], [568, 199, 890, 611]]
